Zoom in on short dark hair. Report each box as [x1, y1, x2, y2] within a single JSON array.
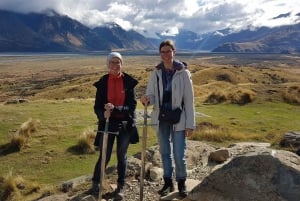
[[159, 39, 176, 52]]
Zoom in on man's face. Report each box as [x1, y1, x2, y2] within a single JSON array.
[[109, 57, 122, 75], [160, 45, 175, 63]]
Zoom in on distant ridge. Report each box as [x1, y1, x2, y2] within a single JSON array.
[[0, 9, 155, 52], [0, 9, 299, 53]]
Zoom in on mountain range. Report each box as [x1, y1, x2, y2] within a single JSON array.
[[0, 9, 299, 53]]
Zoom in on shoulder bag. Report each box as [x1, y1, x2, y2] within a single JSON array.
[[157, 75, 182, 124]]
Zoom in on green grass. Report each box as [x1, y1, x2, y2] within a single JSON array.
[[194, 102, 300, 146], [1, 99, 299, 190], [0, 99, 157, 187]]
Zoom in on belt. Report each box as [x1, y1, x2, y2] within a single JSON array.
[[114, 106, 129, 110]]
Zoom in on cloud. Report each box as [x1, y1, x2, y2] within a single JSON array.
[[0, 0, 299, 37]]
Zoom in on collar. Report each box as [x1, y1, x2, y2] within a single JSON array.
[[109, 72, 123, 78]]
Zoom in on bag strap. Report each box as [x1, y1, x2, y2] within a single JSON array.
[[156, 74, 162, 108], [156, 73, 184, 109]]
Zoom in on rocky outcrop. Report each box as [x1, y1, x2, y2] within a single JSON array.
[[127, 141, 300, 201], [189, 143, 300, 201], [44, 141, 300, 201], [280, 131, 300, 149]]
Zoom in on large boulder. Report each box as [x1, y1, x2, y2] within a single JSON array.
[[188, 149, 300, 201]]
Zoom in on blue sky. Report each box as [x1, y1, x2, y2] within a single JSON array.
[[0, 0, 299, 38]]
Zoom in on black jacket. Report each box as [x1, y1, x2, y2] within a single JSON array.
[[93, 72, 139, 144]]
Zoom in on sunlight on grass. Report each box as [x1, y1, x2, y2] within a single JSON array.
[[0, 99, 159, 188], [194, 102, 300, 146]]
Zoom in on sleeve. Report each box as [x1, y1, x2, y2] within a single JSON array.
[[93, 79, 106, 121], [145, 70, 157, 106], [183, 70, 196, 130]]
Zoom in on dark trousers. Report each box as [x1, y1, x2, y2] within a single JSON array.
[[92, 126, 131, 186]]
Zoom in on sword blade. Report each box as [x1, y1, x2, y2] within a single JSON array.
[[98, 118, 109, 201], [140, 105, 148, 201]]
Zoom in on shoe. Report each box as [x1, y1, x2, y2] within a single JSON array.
[[114, 183, 125, 200], [157, 177, 174, 196], [178, 179, 188, 198]]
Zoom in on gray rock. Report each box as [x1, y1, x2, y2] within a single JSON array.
[[280, 131, 300, 148], [188, 149, 300, 201], [209, 149, 231, 163], [149, 166, 163, 181]]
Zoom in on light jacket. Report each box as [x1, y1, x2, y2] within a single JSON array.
[[145, 60, 196, 131]]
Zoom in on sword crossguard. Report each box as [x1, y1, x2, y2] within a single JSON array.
[[136, 123, 158, 126], [96, 130, 119, 135]]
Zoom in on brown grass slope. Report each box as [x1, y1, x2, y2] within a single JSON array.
[[1, 54, 299, 104]]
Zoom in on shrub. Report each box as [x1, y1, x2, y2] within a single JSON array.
[[0, 170, 40, 201], [10, 118, 40, 149], [17, 118, 39, 139], [228, 89, 256, 105], [216, 73, 232, 82], [283, 85, 300, 105], [192, 122, 238, 142], [76, 128, 96, 154], [205, 91, 227, 104], [9, 135, 26, 151], [0, 171, 23, 201]]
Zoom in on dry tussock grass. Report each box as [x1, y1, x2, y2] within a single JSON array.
[[227, 88, 257, 105], [18, 118, 39, 138], [282, 85, 300, 104], [191, 121, 246, 142], [204, 90, 227, 104], [192, 121, 266, 143], [192, 66, 251, 85], [194, 81, 231, 96], [10, 118, 40, 149], [204, 85, 257, 105], [192, 66, 258, 104], [0, 170, 40, 201], [76, 127, 96, 154], [0, 171, 22, 201], [1, 55, 299, 105]]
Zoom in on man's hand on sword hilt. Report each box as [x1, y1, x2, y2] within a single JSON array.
[[104, 103, 114, 119], [140, 95, 150, 107], [97, 106, 119, 135]]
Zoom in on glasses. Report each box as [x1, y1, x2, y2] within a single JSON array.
[[160, 50, 173, 54], [110, 61, 121, 65]]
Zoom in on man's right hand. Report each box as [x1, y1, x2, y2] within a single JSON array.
[[104, 103, 114, 118], [140, 95, 150, 106]]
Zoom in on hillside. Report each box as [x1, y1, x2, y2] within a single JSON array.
[[0, 54, 300, 104]]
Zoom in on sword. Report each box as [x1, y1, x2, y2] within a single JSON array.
[[140, 104, 148, 201], [98, 115, 118, 201]]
